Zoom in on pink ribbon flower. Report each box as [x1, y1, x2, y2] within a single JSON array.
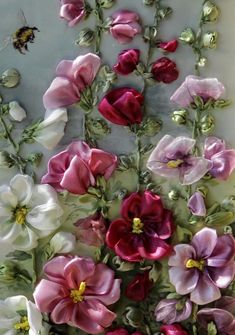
[[33, 256, 121, 334], [43, 53, 101, 109], [170, 75, 225, 108], [59, 0, 86, 27], [110, 10, 142, 44], [41, 141, 117, 195], [169, 228, 235, 305]]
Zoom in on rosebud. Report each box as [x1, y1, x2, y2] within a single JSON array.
[[202, 32, 218, 49], [200, 114, 215, 134], [8, 101, 27, 122], [179, 28, 195, 44], [168, 189, 179, 201], [142, 117, 162, 136], [202, 1, 220, 23], [99, 0, 115, 8], [75, 28, 95, 47], [172, 109, 187, 125], [0, 68, 21, 88], [198, 57, 207, 67]]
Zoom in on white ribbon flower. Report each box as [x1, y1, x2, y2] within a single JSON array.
[[34, 108, 68, 150], [49, 231, 76, 255], [0, 174, 63, 251], [8, 101, 27, 122], [0, 295, 48, 335]]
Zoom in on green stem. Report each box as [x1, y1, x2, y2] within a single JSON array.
[[135, 135, 142, 192], [31, 249, 38, 285], [94, 1, 103, 55]]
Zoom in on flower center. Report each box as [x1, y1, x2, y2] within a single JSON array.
[[186, 259, 205, 271], [70, 281, 86, 303], [166, 159, 184, 168], [132, 217, 144, 234], [14, 316, 30, 332], [14, 207, 28, 225]]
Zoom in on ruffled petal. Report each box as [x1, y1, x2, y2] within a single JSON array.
[[85, 263, 114, 295], [208, 261, 235, 288], [140, 191, 164, 222], [204, 136, 226, 160], [89, 149, 117, 180], [10, 175, 33, 206], [181, 157, 212, 185], [138, 236, 171, 260], [64, 257, 95, 289], [207, 234, 235, 267], [86, 278, 121, 305], [209, 149, 235, 180], [191, 227, 217, 258], [106, 219, 131, 249], [114, 235, 142, 262], [190, 273, 221, 305], [50, 298, 74, 324], [169, 267, 199, 295], [43, 255, 72, 285], [187, 192, 206, 216]]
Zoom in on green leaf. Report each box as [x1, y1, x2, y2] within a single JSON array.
[[6, 250, 32, 261]]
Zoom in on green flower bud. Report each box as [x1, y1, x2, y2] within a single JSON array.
[[0, 68, 21, 88], [0, 261, 21, 282], [86, 118, 111, 139], [198, 57, 207, 67], [202, 32, 218, 49], [99, 0, 115, 8], [123, 306, 143, 328], [172, 109, 187, 125], [112, 256, 135, 271], [196, 186, 208, 198], [142, 117, 162, 136], [179, 28, 195, 44], [202, 1, 220, 23], [143, 0, 154, 5], [168, 189, 179, 201], [158, 7, 173, 19], [200, 114, 215, 134], [75, 28, 95, 47], [143, 26, 158, 42]]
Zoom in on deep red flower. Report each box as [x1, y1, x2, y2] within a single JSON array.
[[125, 271, 153, 301], [106, 191, 174, 262], [160, 324, 188, 335], [159, 40, 178, 53], [114, 49, 140, 75], [151, 57, 179, 84], [106, 328, 143, 335], [98, 87, 144, 126]]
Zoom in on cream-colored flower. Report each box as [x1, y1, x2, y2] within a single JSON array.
[[49, 231, 76, 254], [34, 108, 68, 150], [0, 174, 63, 251], [0, 295, 48, 335], [9, 101, 27, 122]]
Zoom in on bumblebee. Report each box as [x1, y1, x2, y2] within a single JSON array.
[[12, 26, 39, 54]]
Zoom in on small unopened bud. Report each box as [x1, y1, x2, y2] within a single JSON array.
[[143, 0, 154, 5], [143, 117, 162, 136], [168, 189, 179, 201], [202, 32, 218, 49], [0, 68, 21, 88], [179, 28, 195, 44], [86, 118, 110, 139], [75, 28, 95, 47], [99, 0, 115, 8], [172, 109, 187, 125], [8, 101, 26, 122], [198, 57, 207, 67], [196, 186, 208, 198], [158, 7, 173, 19], [202, 1, 220, 23], [200, 114, 215, 134]]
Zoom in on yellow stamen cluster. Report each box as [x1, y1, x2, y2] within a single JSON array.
[[166, 159, 184, 168], [70, 281, 86, 303], [14, 316, 30, 331], [15, 207, 28, 225], [132, 217, 144, 234], [186, 259, 205, 271]]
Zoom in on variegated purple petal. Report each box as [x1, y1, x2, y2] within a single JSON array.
[[191, 228, 217, 259], [215, 296, 235, 314], [197, 308, 235, 334], [204, 136, 226, 160], [180, 157, 212, 185], [208, 260, 235, 288], [190, 272, 221, 305], [207, 234, 235, 267], [164, 136, 195, 159], [168, 244, 196, 267], [169, 266, 199, 295], [209, 149, 235, 180], [187, 76, 225, 101], [147, 135, 175, 162], [187, 192, 206, 216]]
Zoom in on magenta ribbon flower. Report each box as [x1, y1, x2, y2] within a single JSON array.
[[169, 228, 235, 305], [170, 75, 225, 107], [41, 140, 117, 195], [106, 191, 174, 262], [43, 53, 101, 109], [204, 136, 235, 180], [59, 0, 85, 27], [147, 135, 212, 185], [197, 296, 235, 335], [33, 256, 121, 334]]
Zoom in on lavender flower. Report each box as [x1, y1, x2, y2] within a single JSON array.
[[155, 298, 192, 324], [169, 228, 235, 305], [204, 137, 235, 180], [188, 192, 206, 216], [147, 135, 212, 185]]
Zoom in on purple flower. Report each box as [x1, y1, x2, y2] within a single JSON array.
[[170, 76, 225, 108], [146, 135, 212, 185], [169, 228, 235, 305], [188, 192, 206, 216], [204, 136, 235, 180], [197, 297, 235, 335], [155, 298, 192, 324]]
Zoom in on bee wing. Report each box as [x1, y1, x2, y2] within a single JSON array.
[[18, 9, 27, 26], [0, 36, 12, 53]]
